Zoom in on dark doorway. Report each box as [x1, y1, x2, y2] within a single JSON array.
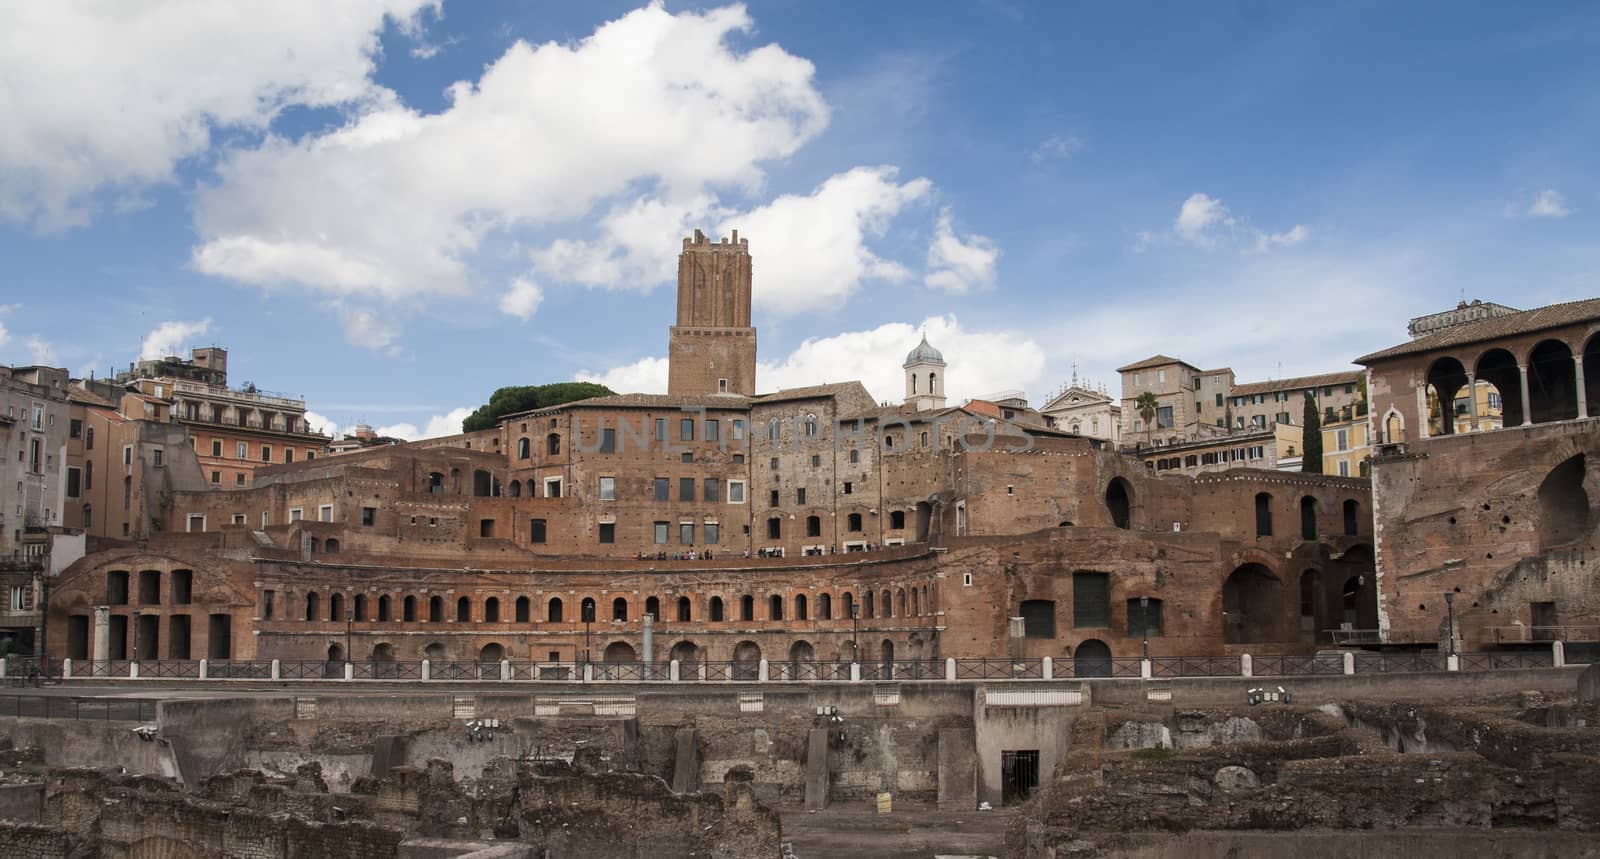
[[1001, 750, 1040, 805], [1073, 639, 1112, 677], [207, 614, 232, 659], [168, 614, 191, 660], [1300, 496, 1317, 540], [1223, 564, 1282, 644], [1106, 479, 1132, 529], [67, 615, 89, 660], [1537, 454, 1591, 548], [1531, 602, 1558, 641]]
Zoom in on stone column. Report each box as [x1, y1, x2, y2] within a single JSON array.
[[1574, 356, 1589, 419], [1465, 372, 1479, 429], [1518, 364, 1533, 426], [1415, 386, 1431, 439], [92, 606, 110, 664], [642, 614, 654, 666]]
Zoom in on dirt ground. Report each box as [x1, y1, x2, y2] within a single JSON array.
[[778, 801, 1012, 859]]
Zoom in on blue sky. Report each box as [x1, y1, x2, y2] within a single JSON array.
[[2, 1, 1596, 438]]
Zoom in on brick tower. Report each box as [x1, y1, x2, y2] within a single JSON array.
[[667, 229, 757, 397]]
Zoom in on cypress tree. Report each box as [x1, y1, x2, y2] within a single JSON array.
[[1301, 391, 1323, 473]]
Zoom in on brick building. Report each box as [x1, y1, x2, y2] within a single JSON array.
[[45, 230, 1378, 669], [1359, 297, 1600, 651]]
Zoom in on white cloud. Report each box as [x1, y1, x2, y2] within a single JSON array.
[[139, 319, 212, 360], [719, 166, 931, 313], [577, 316, 1046, 404], [499, 277, 544, 321], [338, 307, 401, 352], [1031, 134, 1084, 163], [1527, 189, 1572, 218], [23, 337, 56, 366], [192, 3, 828, 313], [304, 410, 340, 438], [1164, 192, 1309, 254], [577, 357, 671, 394], [376, 406, 472, 441], [0, 0, 438, 230], [535, 166, 932, 314], [924, 208, 999, 293]]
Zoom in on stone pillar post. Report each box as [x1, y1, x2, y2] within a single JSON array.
[[419, 659, 429, 681], [61, 658, 71, 679], [271, 659, 281, 680], [1140, 659, 1153, 680], [1240, 653, 1253, 678], [501, 659, 512, 681], [583, 662, 594, 683], [642, 614, 654, 665], [945, 657, 956, 681], [1574, 356, 1589, 419], [1552, 640, 1566, 668], [1465, 372, 1479, 429], [669, 659, 680, 682], [850, 662, 862, 682], [758, 659, 770, 682], [1415, 387, 1431, 439], [92, 606, 110, 664], [198, 658, 208, 679], [1343, 652, 1356, 675], [1518, 364, 1533, 426], [1041, 656, 1053, 680], [1446, 654, 1460, 672], [344, 662, 354, 681]]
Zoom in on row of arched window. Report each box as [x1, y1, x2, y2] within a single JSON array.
[[283, 583, 938, 626]]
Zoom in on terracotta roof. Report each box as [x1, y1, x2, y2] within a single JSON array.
[[1229, 370, 1363, 398], [1115, 354, 1196, 373], [841, 404, 965, 424], [1355, 298, 1600, 364], [67, 388, 116, 408], [752, 382, 868, 403]]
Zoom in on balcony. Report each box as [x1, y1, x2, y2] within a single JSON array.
[[171, 379, 305, 410]]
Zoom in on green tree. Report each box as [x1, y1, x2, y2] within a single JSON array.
[[1135, 391, 1159, 446], [462, 382, 616, 432], [1301, 391, 1323, 473]]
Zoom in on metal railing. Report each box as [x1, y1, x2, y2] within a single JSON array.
[[1149, 656, 1243, 678], [38, 646, 1579, 685], [1487, 625, 1599, 643]]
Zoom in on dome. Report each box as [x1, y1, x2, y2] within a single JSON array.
[[904, 335, 946, 366]]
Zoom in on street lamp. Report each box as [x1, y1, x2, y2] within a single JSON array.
[[582, 600, 595, 668], [850, 603, 860, 668], [345, 606, 354, 667], [1444, 591, 1456, 657], [131, 610, 141, 663], [1139, 596, 1150, 661]]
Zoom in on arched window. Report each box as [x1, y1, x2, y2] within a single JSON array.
[[427, 596, 441, 622], [547, 433, 561, 456], [847, 513, 863, 532], [484, 597, 500, 622], [676, 596, 692, 622], [709, 596, 725, 622], [1300, 496, 1317, 541], [548, 597, 564, 622], [841, 591, 855, 618], [928, 371, 937, 391], [769, 594, 784, 620], [612, 597, 628, 622], [304, 592, 320, 622], [803, 414, 819, 437], [517, 438, 530, 459], [795, 594, 808, 620], [1343, 499, 1360, 536], [882, 589, 893, 617], [85, 427, 94, 449], [329, 592, 344, 622], [580, 598, 596, 623], [354, 594, 368, 622], [456, 596, 471, 622], [645, 596, 661, 621], [806, 515, 822, 537], [910, 588, 919, 615], [864, 590, 875, 618], [740, 595, 755, 621], [889, 510, 906, 530], [324, 538, 340, 553], [1255, 492, 1274, 537], [819, 593, 832, 620], [509, 480, 521, 497], [515, 596, 530, 623], [1106, 478, 1132, 530]]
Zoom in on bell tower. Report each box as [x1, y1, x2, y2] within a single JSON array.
[[667, 230, 757, 397], [903, 334, 947, 411]]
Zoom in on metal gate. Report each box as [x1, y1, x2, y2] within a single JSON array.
[[1001, 749, 1040, 805]]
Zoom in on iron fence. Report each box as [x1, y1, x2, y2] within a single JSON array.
[[1461, 650, 1554, 671], [139, 660, 201, 679], [352, 661, 422, 680], [953, 658, 1044, 680], [4, 695, 156, 721], [206, 660, 273, 679], [1353, 652, 1448, 674], [1149, 656, 1243, 678], [861, 659, 943, 681], [1250, 653, 1345, 677]]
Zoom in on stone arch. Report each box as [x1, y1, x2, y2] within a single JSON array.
[[1584, 332, 1600, 416], [1073, 639, 1112, 677], [1106, 478, 1133, 529], [509, 480, 521, 497], [732, 640, 762, 680], [1425, 356, 1470, 435], [1223, 563, 1284, 644], [603, 641, 637, 662], [479, 642, 505, 662], [424, 641, 449, 662], [669, 640, 700, 664], [1475, 348, 1525, 427], [1528, 339, 1578, 423], [789, 640, 815, 664], [371, 642, 395, 662], [1538, 453, 1592, 548], [1382, 407, 1405, 444]]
